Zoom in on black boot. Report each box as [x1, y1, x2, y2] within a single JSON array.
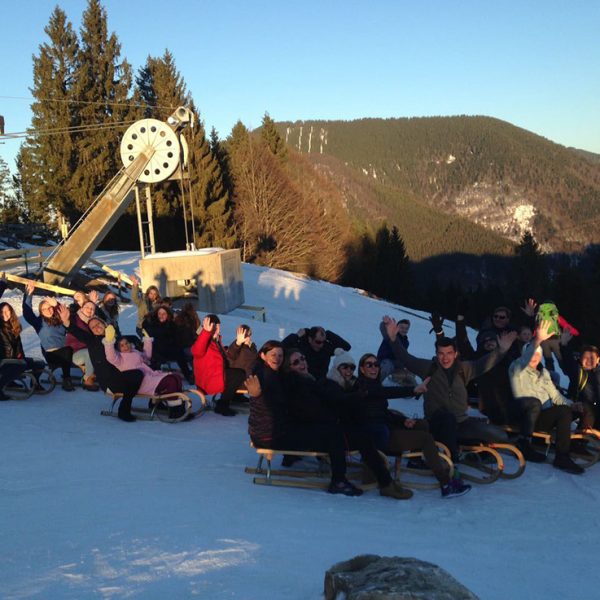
[[517, 438, 546, 463], [214, 401, 236, 417], [118, 397, 136, 422], [553, 453, 584, 475]]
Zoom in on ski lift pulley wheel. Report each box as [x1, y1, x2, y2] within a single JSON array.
[[120, 118, 181, 184]]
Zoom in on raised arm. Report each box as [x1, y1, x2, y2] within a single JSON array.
[[465, 330, 517, 381], [326, 329, 351, 351], [455, 318, 476, 360], [382, 315, 433, 378], [22, 283, 42, 332]]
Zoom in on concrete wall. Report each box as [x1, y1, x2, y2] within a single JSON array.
[[139, 249, 244, 314]]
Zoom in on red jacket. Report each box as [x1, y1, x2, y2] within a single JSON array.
[[191, 329, 226, 394]]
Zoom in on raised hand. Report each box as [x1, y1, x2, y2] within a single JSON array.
[[104, 324, 116, 343], [521, 298, 538, 318], [202, 316, 214, 333], [535, 320, 554, 344], [236, 326, 247, 346], [429, 313, 444, 335], [498, 330, 518, 352], [383, 315, 398, 342], [88, 290, 99, 304], [25, 281, 36, 296], [244, 375, 262, 398], [58, 303, 70, 325], [560, 329, 573, 346], [130, 275, 139, 286]]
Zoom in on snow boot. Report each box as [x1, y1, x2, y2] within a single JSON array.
[[62, 377, 75, 392], [553, 453, 584, 475], [327, 479, 363, 497], [517, 438, 546, 463], [379, 480, 413, 500]]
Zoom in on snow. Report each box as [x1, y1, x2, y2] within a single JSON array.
[[1, 251, 599, 599]]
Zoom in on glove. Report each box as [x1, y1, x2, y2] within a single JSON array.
[[104, 324, 116, 343], [429, 313, 444, 335]]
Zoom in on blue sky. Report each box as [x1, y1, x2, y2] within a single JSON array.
[[1, 0, 599, 172]]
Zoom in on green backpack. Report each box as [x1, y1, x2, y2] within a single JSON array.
[[536, 302, 560, 336]]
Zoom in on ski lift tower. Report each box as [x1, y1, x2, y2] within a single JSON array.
[[42, 107, 244, 313]]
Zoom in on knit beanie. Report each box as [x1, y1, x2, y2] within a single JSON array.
[[327, 348, 357, 387]]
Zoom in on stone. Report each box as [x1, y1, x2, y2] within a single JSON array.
[[324, 555, 479, 600]]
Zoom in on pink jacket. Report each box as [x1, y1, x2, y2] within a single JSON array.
[[103, 337, 166, 396]]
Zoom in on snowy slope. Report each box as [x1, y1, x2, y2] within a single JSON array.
[[1, 251, 598, 600]]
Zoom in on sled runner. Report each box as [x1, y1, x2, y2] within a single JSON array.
[[1, 360, 56, 399], [246, 446, 375, 491], [503, 425, 600, 470], [101, 388, 207, 423], [391, 443, 454, 490]]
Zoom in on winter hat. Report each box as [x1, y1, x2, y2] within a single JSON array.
[[331, 347, 357, 370], [327, 348, 357, 387]]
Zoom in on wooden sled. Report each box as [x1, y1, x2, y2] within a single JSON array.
[[1, 360, 56, 399], [101, 388, 207, 423], [391, 443, 454, 490], [456, 444, 504, 484], [246, 446, 376, 491], [503, 425, 600, 470]]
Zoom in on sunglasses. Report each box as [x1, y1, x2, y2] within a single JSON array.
[[339, 363, 356, 370], [493, 314, 508, 319], [363, 361, 379, 368], [291, 356, 307, 366]]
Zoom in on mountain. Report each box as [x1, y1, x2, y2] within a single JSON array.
[[275, 116, 600, 252]]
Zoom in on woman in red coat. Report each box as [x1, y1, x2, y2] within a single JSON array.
[[191, 314, 246, 417]]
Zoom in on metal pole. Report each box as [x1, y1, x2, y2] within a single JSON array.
[[134, 185, 145, 259], [145, 185, 156, 255]]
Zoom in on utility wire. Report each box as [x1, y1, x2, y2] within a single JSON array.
[[0, 94, 178, 111], [0, 119, 139, 140]]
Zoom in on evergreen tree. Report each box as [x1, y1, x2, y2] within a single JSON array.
[[18, 6, 79, 221], [227, 120, 250, 155], [70, 0, 132, 213], [187, 123, 235, 248], [261, 112, 287, 159], [210, 126, 232, 193], [135, 49, 191, 120], [0, 157, 20, 223], [513, 230, 547, 300]]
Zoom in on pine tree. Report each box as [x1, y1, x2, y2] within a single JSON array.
[[513, 230, 547, 299], [135, 49, 190, 120], [0, 157, 19, 223], [210, 126, 232, 193], [187, 123, 235, 248], [18, 6, 80, 222], [261, 112, 287, 159], [70, 0, 133, 213]]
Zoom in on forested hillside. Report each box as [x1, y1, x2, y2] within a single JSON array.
[[276, 116, 600, 252]]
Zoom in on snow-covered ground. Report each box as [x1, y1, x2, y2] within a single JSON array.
[[1, 251, 598, 599]]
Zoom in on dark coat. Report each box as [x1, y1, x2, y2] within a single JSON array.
[[227, 340, 258, 376], [248, 362, 290, 444], [281, 329, 351, 380]]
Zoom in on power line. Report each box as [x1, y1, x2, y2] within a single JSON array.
[[0, 119, 139, 140], [0, 94, 179, 111]]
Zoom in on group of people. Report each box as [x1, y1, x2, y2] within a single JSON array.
[[2, 272, 598, 499]]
